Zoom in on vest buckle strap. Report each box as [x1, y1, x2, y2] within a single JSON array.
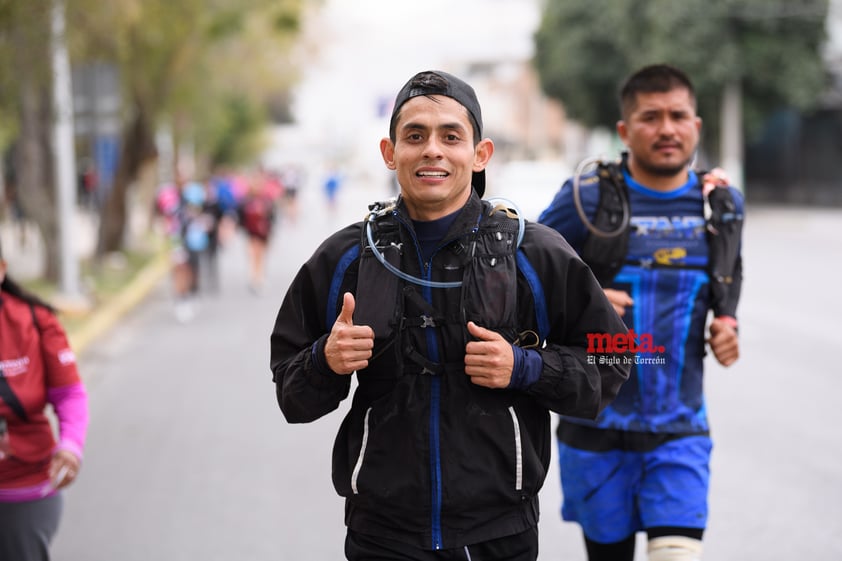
[[400, 315, 438, 329]]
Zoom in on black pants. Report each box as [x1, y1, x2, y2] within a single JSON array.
[[345, 527, 539, 561], [0, 494, 63, 561]]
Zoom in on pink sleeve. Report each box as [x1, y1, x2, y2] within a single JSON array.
[[47, 382, 89, 460]]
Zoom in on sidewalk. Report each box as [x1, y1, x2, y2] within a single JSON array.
[[0, 206, 103, 281], [0, 208, 170, 356]]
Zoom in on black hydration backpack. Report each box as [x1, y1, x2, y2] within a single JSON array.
[[579, 157, 743, 318]]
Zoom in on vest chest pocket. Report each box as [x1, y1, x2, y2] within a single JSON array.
[[354, 249, 401, 341], [353, 249, 403, 379], [461, 232, 518, 337]]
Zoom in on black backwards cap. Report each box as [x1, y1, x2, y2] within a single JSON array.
[[389, 70, 486, 197]]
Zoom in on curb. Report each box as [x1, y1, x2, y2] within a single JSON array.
[[67, 251, 171, 357]]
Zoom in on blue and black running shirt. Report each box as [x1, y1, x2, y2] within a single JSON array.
[[539, 168, 744, 434]]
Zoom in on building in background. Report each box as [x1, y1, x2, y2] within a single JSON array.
[[744, 0, 842, 205], [267, 0, 842, 207], [262, 0, 572, 213]]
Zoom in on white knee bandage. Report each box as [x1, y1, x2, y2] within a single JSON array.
[[647, 536, 703, 561]]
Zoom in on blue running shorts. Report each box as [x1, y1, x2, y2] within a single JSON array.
[[557, 435, 712, 543]]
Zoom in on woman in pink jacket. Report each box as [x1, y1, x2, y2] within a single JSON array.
[[0, 240, 89, 560]]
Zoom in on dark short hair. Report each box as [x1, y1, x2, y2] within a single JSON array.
[[619, 64, 697, 118], [389, 71, 483, 145]]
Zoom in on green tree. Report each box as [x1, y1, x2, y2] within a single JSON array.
[[533, 0, 829, 156], [69, 0, 305, 255], [0, 0, 306, 279]]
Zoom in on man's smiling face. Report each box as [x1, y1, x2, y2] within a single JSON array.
[[381, 95, 492, 221]]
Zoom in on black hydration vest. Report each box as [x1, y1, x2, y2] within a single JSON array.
[[353, 199, 524, 378], [579, 159, 743, 319]]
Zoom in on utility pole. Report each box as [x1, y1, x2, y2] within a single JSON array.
[[51, 0, 82, 301], [720, 80, 745, 193]]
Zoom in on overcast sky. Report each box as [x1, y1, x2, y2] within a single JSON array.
[[291, 0, 541, 137]]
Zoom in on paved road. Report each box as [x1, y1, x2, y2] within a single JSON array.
[[51, 177, 842, 560]]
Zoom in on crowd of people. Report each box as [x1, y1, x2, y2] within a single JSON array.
[[153, 166, 297, 321]]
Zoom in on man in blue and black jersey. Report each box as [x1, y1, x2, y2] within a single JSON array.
[[539, 64, 744, 561]]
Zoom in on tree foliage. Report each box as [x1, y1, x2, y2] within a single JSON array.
[[0, 0, 307, 272], [64, 0, 305, 253], [533, 0, 829, 139]]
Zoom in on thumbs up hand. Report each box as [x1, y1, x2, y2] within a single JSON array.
[[464, 321, 514, 389], [324, 292, 375, 374]]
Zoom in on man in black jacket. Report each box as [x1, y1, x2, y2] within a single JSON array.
[[270, 70, 630, 560]]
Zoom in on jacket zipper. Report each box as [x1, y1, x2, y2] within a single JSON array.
[[423, 276, 444, 549], [400, 213, 444, 550], [393, 212, 464, 550]]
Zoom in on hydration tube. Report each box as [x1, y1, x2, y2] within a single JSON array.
[[363, 197, 526, 289], [572, 155, 630, 239]]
